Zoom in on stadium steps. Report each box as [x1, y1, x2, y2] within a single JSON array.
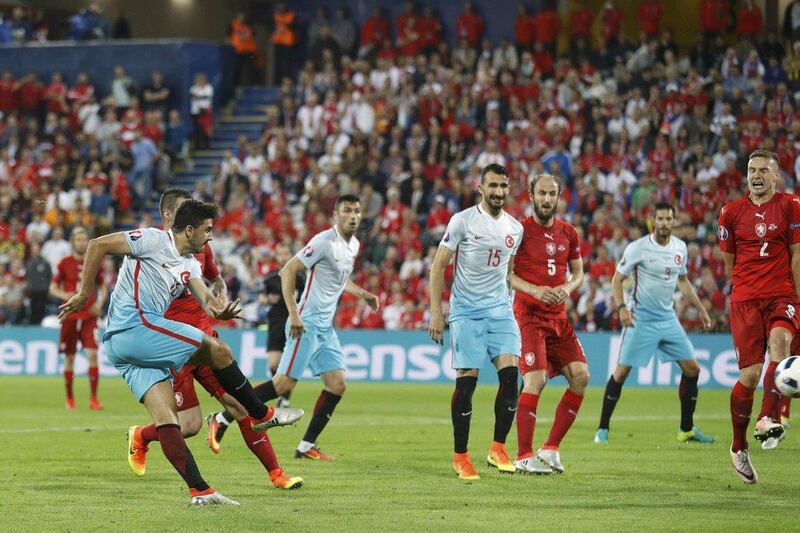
[[113, 85, 278, 231]]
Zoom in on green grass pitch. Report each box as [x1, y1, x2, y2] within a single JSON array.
[[2, 376, 800, 531]]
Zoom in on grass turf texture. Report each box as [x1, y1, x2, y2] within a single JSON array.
[[2, 377, 800, 531]]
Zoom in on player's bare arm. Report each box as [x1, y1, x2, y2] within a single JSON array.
[[208, 275, 228, 307], [187, 278, 241, 320], [508, 272, 561, 305], [345, 279, 380, 311], [791, 243, 800, 300], [676, 275, 712, 331], [611, 270, 636, 327], [58, 232, 130, 321], [720, 251, 735, 279], [428, 244, 452, 345], [555, 257, 584, 304], [280, 256, 307, 339]]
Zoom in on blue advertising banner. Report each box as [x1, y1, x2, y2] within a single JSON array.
[[0, 327, 741, 389]]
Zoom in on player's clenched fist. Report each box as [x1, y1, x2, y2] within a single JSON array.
[[428, 312, 445, 345]]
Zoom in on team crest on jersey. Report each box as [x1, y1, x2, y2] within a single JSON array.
[[174, 392, 184, 407], [128, 229, 142, 241], [718, 226, 728, 241], [546, 242, 556, 256], [505, 235, 515, 248], [180, 271, 191, 285], [755, 223, 766, 237], [303, 245, 314, 257], [524, 352, 535, 366], [674, 255, 682, 265]]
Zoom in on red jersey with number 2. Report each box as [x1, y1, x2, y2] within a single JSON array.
[[513, 217, 581, 318], [164, 243, 220, 331], [718, 192, 800, 303]]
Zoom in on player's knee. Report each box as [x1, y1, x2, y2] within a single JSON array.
[[613, 365, 631, 383], [739, 366, 761, 388], [682, 360, 700, 378], [182, 419, 202, 438], [209, 338, 233, 368], [327, 380, 346, 396], [571, 367, 590, 390]]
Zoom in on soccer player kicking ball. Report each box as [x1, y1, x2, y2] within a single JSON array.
[[50, 227, 107, 410], [509, 174, 588, 475], [214, 195, 379, 461], [718, 149, 800, 484], [59, 200, 303, 505], [429, 164, 524, 480], [594, 202, 715, 445], [127, 190, 303, 490]]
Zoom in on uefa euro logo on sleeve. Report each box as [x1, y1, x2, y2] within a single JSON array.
[[718, 226, 728, 241], [303, 246, 314, 257], [128, 229, 142, 241]]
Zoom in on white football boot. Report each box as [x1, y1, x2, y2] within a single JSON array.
[[514, 455, 554, 475], [536, 448, 565, 473], [729, 447, 758, 484]]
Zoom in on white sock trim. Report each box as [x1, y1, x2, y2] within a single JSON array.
[[297, 440, 315, 453], [215, 412, 230, 427]]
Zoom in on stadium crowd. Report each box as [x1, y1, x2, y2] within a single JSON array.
[[1, 0, 797, 335]]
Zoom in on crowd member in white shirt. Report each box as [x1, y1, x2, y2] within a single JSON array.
[[296, 92, 324, 140], [695, 155, 720, 191], [41, 226, 71, 272]]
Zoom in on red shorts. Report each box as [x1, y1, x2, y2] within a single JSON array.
[[515, 310, 586, 377], [59, 317, 98, 354], [171, 364, 226, 412], [731, 296, 800, 369]]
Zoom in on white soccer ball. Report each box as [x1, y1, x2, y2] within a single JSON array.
[[775, 356, 800, 398]]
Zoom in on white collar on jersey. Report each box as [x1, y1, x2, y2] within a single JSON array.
[[332, 225, 354, 245], [167, 229, 181, 255], [648, 233, 671, 248]]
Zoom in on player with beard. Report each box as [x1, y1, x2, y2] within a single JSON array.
[[429, 164, 524, 480], [594, 202, 715, 446], [719, 150, 800, 484], [509, 174, 588, 474]]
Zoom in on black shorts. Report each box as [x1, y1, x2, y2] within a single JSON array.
[[267, 316, 288, 352]]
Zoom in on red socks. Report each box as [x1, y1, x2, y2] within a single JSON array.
[[156, 424, 209, 491], [544, 389, 584, 449], [140, 424, 159, 444], [731, 381, 755, 452], [780, 396, 791, 420], [88, 367, 99, 398], [64, 370, 74, 400], [238, 418, 279, 472], [758, 361, 782, 421], [515, 392, 540, 459]]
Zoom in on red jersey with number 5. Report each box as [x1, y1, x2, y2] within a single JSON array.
[[717, 192, 800, 303], [164, 243, 220, 329], [513, 217, 581, 317]]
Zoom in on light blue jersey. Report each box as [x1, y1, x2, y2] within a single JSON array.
[[105, 228, 202, 338], [616, 234, 688, 322], [293, 226, 359, 329], [440, 205, 523, 321]]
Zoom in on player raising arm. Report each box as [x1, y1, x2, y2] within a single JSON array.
[[719, 149, 800, 484], [429, 164, 523, 481], [594, 202, 714, 446], [509, 174, 588, 474]]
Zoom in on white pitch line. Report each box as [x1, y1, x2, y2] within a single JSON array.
[[0, 414, 733, 433]]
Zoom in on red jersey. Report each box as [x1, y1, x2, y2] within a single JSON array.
[[718, 192, 800, 303], [53, 254, 102, 321], [164, 243, 220, 328], [513, 217, 581, 318], [638, 1, 663, 36], [570, 8, 594, 37]]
